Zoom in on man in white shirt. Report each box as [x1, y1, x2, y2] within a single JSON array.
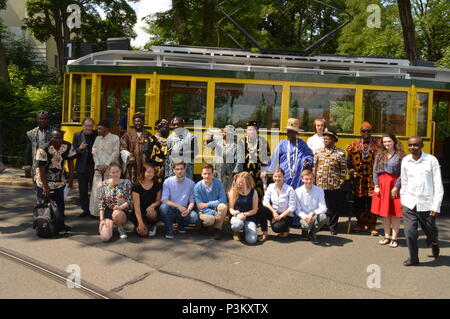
[[400, 136, 444, 266], [307, 118, 326, 153], [295, 170, 329, 244]]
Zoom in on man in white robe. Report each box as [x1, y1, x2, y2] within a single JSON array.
[[89, 120, 120, 217]]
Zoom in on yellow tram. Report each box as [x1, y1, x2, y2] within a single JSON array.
[[61, 45, 450, 175]]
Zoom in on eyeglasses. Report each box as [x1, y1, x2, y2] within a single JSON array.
[[361, 130, 372, 133], [408, 143, 421, 147]]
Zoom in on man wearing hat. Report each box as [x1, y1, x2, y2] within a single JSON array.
[[262, 118, 313, 189], [347, 122, 381, 235], [89, 119, 120, 217], [142, 118, 169, 184], [313, 129, 347, 235], [121, 112, 159, 182]]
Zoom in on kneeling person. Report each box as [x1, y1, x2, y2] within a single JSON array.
[[131, 163, 162, 237], [160, 161, 198, 239], [194, 164, 228, 240], [295, 170, 329, 244], [98, 164, 132, 242]]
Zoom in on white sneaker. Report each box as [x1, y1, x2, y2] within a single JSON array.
[[148, 224, 157, 237], [118, 225, 127, 239], [165, 233, 175, 239]]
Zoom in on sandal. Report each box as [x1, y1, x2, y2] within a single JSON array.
[[258, 233, 269, 242], [389, 240, 398, 248], [378, 237, 391, 245], [232, 232, 240, 241]]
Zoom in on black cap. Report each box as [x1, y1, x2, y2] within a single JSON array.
[[246, 120, 258, 128], [98, 119, 110, 128]]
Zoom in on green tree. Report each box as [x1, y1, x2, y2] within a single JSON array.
[[0, 0, 9, 82], [144, 0, 348, 55], [23, 0, 138, 78], [337, 0, 405, 58], [412, 0, 450, 63]]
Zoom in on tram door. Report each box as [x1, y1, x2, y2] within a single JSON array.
[[100, 76, 132, 135], [433, 91, 450, 179]]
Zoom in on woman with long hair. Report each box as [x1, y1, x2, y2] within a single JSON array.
[[98, 163, 132, 242], [371, 133, 406, 248], [131, 163, 162, 237], [229, 172, 260, 244]]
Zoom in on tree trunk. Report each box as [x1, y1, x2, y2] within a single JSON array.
[[53, 7, 65, 79], [172, 0, 191, 44], [201, 0, 216, 45], [0, 43, 9, 83], [398, 0, 420, 62]]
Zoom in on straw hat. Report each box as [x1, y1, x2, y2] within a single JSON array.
[[284, 118, 303, 133], [323, 129, 338, 142]]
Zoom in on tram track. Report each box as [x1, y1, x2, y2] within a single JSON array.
[[0, 246, 119, 299]]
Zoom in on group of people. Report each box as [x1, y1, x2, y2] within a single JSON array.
[[25, 111, 444, 266]]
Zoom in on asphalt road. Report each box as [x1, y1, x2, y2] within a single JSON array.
[[0, 185, 449, 299]]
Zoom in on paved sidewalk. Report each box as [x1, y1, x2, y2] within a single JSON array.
[[0, 185, 449, 299]]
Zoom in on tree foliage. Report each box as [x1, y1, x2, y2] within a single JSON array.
[[23, 0, 138, 77], [0, 37, 61, 166], [144, 0, 349, 55]]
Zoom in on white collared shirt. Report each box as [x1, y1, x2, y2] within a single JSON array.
[[307, 134, 324, 153], [263, 183, 297, 216], [295, 185, 327, 219], [400, 152, 444, 212]]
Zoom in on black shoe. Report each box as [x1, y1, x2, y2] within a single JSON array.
[[331, 230, 338, 235], [309, 231, 318, 244], [78, 211, 91, 218], [432, 243, 440, 258], [403, 258, 419, 266], [63, 224, 72, 232], [213, 229, 222, 240]]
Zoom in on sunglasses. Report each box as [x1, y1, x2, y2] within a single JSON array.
[[361, 130, 372, 133], [408, 143, 421, 147]]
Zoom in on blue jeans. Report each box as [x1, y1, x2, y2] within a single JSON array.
[[35, 186, 66, 219], [159, 203, 199, 235], [230, 217, 258, 244]]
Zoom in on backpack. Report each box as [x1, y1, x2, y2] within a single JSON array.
[[33, 199, 64, 238]]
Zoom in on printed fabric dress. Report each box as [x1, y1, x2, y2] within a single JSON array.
[[236, 136, 271, 202], [346, 138, 381, 229], [98, 179, 132, 211], [142, 132, 167, 184]]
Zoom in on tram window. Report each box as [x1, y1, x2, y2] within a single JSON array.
[[363, 90, 407, 136], [135, 79, 149, 125], [417, 93, 429, 137], [214, 83, 282, 129], [289, 87, 355, 133], [63, 74, 69, 123], [71, 74, 81, 123], [159, 80, 207, 126]]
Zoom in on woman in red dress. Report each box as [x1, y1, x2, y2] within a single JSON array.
[[371, 134, 405, 248]]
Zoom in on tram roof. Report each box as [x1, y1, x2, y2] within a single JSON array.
[[66, 45, 450, 89]]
